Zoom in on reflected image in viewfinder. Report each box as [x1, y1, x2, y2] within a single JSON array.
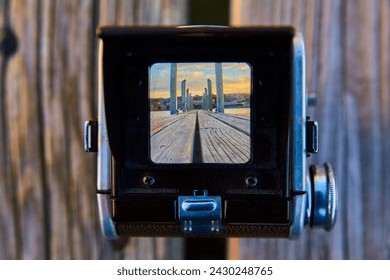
[[149, 63, 251, 164]]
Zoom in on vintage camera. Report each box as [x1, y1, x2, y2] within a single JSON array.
[[84, 26, 337, 239]]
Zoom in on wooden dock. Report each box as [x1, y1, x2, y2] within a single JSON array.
[[151, 110, 250, 164]]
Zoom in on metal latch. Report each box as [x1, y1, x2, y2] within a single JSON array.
[[84, 120, 98, 152], [306, 117, 318, 156], [178, 190, 222, 234]]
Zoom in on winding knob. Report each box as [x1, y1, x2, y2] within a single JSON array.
[[308, 163, 337, 231]]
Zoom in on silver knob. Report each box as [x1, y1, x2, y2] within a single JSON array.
[[308, 163, 337, 231]]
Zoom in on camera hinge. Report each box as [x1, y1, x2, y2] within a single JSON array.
[[178, 190, 222, 234]]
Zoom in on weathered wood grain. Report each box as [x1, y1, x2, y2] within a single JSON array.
[[0, 0, 188, 260], [151, 110, 250, 164], [99, 0, 188, 26], [151, 111, 197, 163], [203, 111, 250, 136], [2, 0, 389, 260], [198, 111, 250, 163], [0, 0, 18, 260], [151, 113, 190, 136], [344, 0, 386, 259], [41, 0, 115, 260], [3, 0, 48, 260], [231, 0, 390, 260], [98, 0, 188, 260], [379, 0, 390, 260]]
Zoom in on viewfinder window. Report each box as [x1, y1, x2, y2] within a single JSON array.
[[149, 63, 251, 164]]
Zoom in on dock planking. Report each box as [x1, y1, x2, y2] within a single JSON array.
[[198, 111, 250, 163], [151, 111, 197, 163], [201, 111, 250, 136], [150, 110, 250, 164], [151, 113, 191, 136]]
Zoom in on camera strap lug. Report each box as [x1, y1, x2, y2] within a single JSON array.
[[178, 190, 222, 234], [306, 117, 318, 156], [84, 120, 98, 152]]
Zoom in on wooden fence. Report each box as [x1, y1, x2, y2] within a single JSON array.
[[0, 0, 389, 260], [0, 0, 187, 260], [231, 0, 390, 260]]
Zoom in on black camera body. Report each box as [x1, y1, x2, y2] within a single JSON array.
[[85, 26, 337, 239]]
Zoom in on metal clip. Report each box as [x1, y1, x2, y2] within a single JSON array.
[[84, 120, 98, 152], [306, 118, 318, 156], [178, 190, 222, 234]]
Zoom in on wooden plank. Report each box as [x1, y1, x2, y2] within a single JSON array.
[[151, 111, 197, 163], [344, 0, 384, 259], [8, 0, 390, 261], [0, 0, 18, 260], [0, 0, 189, 260], [202, 111, 250, 135], [198, 111, 250, 163], [230, 0, 390, 260], [98, 0, 189, 260], [151, 112, 189, 136], [3, 0, 48, 260], [344, 93, 364, 259], [100, 0, 188, 26], [305, 0, 345, 260], [38, 0, 102, 259], [151, 110, 250, 164], [379, 0, 390, 260]]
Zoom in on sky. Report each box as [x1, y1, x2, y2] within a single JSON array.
[[149, 62, 251, 99]]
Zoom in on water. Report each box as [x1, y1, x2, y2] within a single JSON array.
[[151, 108, 250, 121], [224, 108, 250, 117]]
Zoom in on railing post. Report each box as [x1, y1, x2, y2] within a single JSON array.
[[186, 88, 190, 111], [215, 63, 224, 113], [205, 87, 209, 110], [207, 78, 213, 111], [170, 63, 177, 115], [189, 93, 194, 110], [202, 91, 206, 110], [181, 79, 186, 111]]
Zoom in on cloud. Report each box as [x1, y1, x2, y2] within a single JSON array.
[[223, 75, 251, 93], [149, 62, 251, 98]]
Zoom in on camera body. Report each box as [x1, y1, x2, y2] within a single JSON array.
[[85, 26, 337, 239]]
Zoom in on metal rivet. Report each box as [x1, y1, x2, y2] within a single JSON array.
[[245, 176, 258, 187], [143, 175, 155, 186]]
